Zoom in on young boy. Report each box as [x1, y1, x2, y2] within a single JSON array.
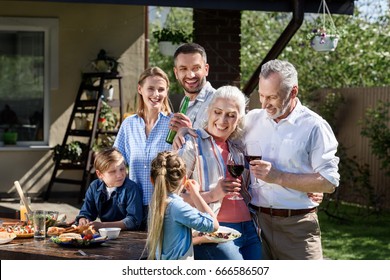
[[76, 147, 143, 230]]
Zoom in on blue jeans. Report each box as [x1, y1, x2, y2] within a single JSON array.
[[194, 221, 262, 260]]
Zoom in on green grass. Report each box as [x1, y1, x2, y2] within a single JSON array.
[[318, 202, 390, 260]]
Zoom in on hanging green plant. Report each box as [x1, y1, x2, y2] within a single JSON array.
[[153, 28, 192, 56], [153, 28, 192, 44]]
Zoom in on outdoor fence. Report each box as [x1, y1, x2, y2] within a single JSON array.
[[318, 86, 390, 210]]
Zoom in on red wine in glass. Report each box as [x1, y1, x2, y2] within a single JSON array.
[[227, 164, 244, 178], [245, 155, 262, 165], [226, 153, 244, 200], [245, 141, 263, 184]]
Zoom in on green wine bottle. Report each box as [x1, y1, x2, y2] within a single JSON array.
[[166, 96, 190, 144]]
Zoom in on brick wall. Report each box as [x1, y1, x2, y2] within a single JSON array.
[[193, 9, 241, 89]]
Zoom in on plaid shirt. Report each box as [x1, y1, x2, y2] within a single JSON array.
[[114, 112, 172, 205], [178, 129, 251, 215]]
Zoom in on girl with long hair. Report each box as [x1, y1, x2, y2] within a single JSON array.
[[147, 151, 218, 260]]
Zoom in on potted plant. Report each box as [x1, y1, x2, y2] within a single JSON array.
[[52, 140, 88, 164], [92, 134, 116, 152], [3, 127, 18, 145], [1, 104, 19, 145], [98, 101, 119, 130], [90, 49, 119, 73], [308, 0, 340, 52], [153, 28, 192, 56], [83, 75, 98, 100], [308, 27, 340, 52], [74, 113, 90, 130]]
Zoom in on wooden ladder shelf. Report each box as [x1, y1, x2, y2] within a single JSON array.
[[45, 72, 123, 202]]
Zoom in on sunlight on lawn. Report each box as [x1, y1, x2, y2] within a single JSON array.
[[319, 205, 390, 260]]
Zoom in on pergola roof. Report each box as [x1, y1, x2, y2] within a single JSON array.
[[34, 0, 355, 93], [37, 0, 354, 15]]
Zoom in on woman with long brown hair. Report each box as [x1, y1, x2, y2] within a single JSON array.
[[114, 66, 173, 229]]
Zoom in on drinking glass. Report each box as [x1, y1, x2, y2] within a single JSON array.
[[226, 152, 244, 200], [32, 210, 47, 240], [245, 141, 263, 184], [20, 197, 31, 222]]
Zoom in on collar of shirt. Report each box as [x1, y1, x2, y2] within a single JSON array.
[[197, 128, 213, 140], [96, 179, 124, 195], [168, 192, 183, 201], [136, 111, 171, 123], [106, 186, 117, 199], [193, 81, 214, 102], [266, 98, 303, 126]]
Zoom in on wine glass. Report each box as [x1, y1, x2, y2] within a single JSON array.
[[245, 141, 263, 184], [226, 152, 245, 200]]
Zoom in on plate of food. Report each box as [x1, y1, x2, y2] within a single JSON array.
[[0, 225, 34, 238], [47, 225, 97, 237], [0, 232, 17, 244], [50, 233, 107, 248], [193, 226, 241, 243]]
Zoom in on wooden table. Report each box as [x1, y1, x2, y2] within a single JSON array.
[[0, 218, 147, 260]]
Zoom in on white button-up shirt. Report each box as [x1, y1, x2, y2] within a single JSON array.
[[244, 99, 340, 209]]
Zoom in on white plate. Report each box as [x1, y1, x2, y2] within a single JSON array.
[[0, 233, 17, 244], [193, 226, 242, 243]]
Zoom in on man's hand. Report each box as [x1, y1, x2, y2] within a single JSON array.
[[249, 159, 281, 185], [169, 113, 192, 131], [249, 159, 335, 193]]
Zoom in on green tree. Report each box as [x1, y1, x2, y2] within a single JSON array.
[[360, 101, 390, 176], [240, 4, 389, 214], [241, 7, 389, 102]]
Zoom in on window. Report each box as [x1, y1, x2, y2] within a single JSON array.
[[0, 17, 58, 146]]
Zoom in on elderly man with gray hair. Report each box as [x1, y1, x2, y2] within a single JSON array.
[[245, 59, 340, 260]]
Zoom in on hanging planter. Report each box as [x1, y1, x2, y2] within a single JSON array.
[[308, 0, 340, 52], [158, 41, 182, 56], [153, 28, 192, 56], [310, 33, 339, 52]]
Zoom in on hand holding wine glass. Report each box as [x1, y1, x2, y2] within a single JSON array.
[[245, 141, 262, 184], [226, 152, 244, 200], [245, 140, 262, 164]]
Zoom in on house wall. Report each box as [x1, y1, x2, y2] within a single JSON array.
[[0, 1, 145, 198]]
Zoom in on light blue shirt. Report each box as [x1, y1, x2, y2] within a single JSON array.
[[160, 193, 214, 260], [113, 113, 172, 205], [183, 81, 216, 129]]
